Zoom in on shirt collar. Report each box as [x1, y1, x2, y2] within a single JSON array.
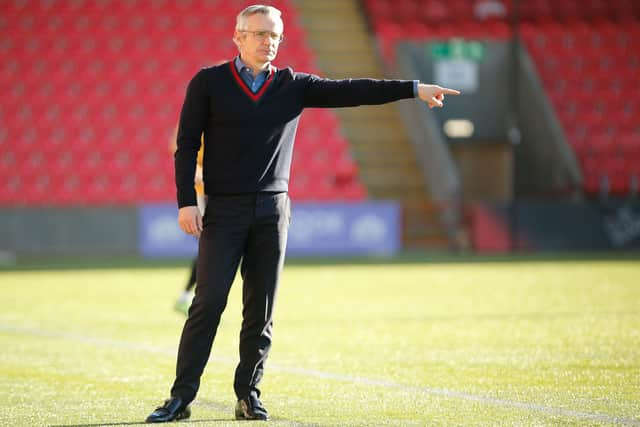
[[235, 56, 274, 76]]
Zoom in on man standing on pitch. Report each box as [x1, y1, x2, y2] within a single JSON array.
[[146, 4, 459, 423]]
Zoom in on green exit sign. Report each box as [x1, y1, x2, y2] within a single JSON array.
[[429, 40, 485, 61]]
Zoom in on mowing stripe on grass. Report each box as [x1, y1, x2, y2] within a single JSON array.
[[2, 323, 639, 426]]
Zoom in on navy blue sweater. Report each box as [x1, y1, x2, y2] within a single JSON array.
[[175, 60, 415, 208]]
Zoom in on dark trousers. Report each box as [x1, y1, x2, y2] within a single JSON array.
[[170, 192, 290, 404], [185, 257, 197, 292]]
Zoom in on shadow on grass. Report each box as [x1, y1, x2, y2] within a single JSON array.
[[50, 417, 317, 427], [49, 419, 230, 427]]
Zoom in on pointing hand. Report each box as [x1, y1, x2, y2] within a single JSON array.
[[417, 84, 461, 109]]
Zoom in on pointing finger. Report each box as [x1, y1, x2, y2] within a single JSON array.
[[439, 87, 461, 95]]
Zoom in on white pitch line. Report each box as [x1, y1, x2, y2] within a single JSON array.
[[271, 365, 640, 426], [2, 323, 639, 426]]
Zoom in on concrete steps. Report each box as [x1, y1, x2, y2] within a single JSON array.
[[292, 0, 451, 249]]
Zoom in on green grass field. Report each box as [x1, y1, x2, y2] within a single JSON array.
[[1, 256, 639, 426]]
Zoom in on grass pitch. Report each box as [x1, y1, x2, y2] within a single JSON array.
[[1, 256, 639, 426]]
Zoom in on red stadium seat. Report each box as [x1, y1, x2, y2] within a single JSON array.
[[338, 180, 367, 201], [519, 20, 640, 196], [0, 0, 365, 205]]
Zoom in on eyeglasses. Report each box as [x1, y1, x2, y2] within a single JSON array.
[[238, 30, 284, 42]]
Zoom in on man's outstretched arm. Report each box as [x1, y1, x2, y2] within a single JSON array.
[[301, 74, 460, 108]]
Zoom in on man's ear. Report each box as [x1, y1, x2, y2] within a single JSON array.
[[232, 31, 242, 49]]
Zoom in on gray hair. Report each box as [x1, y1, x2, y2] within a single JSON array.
[[235, 5, 282, 30]]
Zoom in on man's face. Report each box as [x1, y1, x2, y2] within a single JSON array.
[[234, 13, 283, 65]]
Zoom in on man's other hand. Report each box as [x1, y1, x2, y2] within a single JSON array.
[[178, 206, 203, 238], [418, 84, 461, 109]]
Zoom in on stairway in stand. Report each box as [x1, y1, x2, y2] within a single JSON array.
[[291, 0, 452, 249]]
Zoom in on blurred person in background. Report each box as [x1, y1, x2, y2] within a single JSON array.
[[172, 60, 226, 316], [146, 4, 459, 423], [171, 134, 205, 316]]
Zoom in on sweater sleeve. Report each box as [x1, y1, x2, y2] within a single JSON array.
[[300, 73, 415, 108], [175, 69, 209, 208]]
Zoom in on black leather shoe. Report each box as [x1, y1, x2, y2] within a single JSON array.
[[235, 394, 268, 420], [145, 397, 191, 423]]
